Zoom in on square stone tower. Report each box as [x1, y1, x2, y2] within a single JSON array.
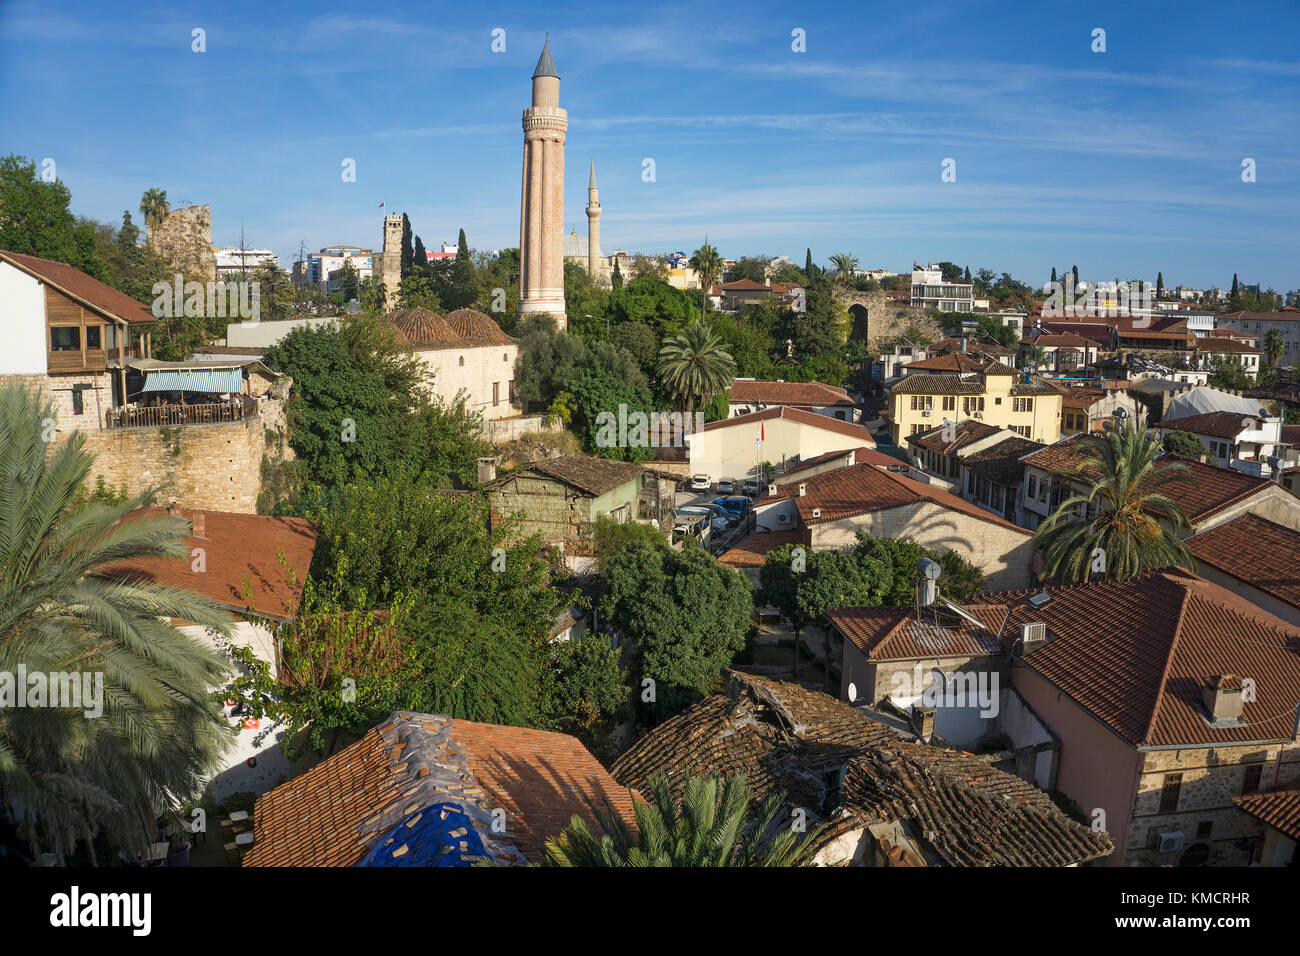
[[376, 213, 403, 309], [519, 37, 567, 330]]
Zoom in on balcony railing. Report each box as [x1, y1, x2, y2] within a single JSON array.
[[105, 397, 259, 430]]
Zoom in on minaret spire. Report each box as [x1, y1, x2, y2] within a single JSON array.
[[586, 157, 602, 281]]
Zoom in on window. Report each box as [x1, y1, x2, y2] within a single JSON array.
[[911, 396, 920, 411], [1027, 475, 1038, 499], [1242, 763, 1263, 794], [942, 396, 955, 411], [71, 388, 84, 416], [1159, 773, 1182, 813], [86, 326, 101, 349], [492, 382, 500, 407], [1196, 820, 1213, 838], [50, 327, 80, 351], [503, 353, 509, 362], [458, 356, 465, 366]]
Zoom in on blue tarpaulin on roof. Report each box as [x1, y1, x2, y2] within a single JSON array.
[[140, 367, 243, 394]]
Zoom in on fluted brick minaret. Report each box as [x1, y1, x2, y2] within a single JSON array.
[[586, 160, 601, 280], [519, 36, 567, 330]]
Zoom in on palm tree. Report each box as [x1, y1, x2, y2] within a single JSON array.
[[542, 773, 823, 866], [656, 320, 736, 414], [688, 239, 723, 317], [1034, 414, 1194, 583], [0, 383, 236, 863], [1264, 327, 1285, 369], [1022, 342, 1049, 372], [139, 188, 170, 232], [828, 252, 859, 286]]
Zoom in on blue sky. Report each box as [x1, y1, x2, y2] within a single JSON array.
[[3, 0, 1298, 290]]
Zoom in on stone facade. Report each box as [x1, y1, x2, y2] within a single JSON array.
[[837, 289, 941, 349], [375, 214, 403, 308], [519, 40, 567, 329], [147, 205, 217, 285]]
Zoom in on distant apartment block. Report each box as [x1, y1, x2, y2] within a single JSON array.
[[292, 245, 374, 292], [214, 247, 279, 277], [910, 262, 973, 311]]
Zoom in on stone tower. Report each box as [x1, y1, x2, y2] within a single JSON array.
[[377, 213, 403, 308], [519, 36, 567, 330], [585, 160, 602, 280]]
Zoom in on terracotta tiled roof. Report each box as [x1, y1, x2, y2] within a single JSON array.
[[718, 529, 804, 568], [1218, 310, 1300, 322], [1020, 433, 1110, 475], [699, 405, 876, 444], [717, 279, 770, 291], [1, 250, 158, 325], [962, 436, 1044, 486], [987, 569, 1300, 747], [890, 374, 985, 395], [1233, 787, 1300, 841], [1117, 329, 1195, 343], [493, 454, 644, 497], [768, 462, 1031, 534], [1197, 338, 1263, 354], [611, 671, 1110, 866], [443, 308, 517, 345], [105, 508, 317, 621], [828, 605, 1007, 661], [778, 446, 903, 482], [1059, 387, 1110, 409], [1160, 411, 1261, 439], [1282, 425, 1300, 446], [729, 378, 855, 407], [1186, 514, 1300, 611], [905, 419, 1001, 454], [244, 711, 636, 866], [1026, 331, 1104, 347], [929, 337, 1015, 357], [904, 353, 986, 374], [387, 307, 459, 345]]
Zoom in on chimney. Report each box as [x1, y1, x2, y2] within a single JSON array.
[[1203, 674, 1244, 724], [767, 482, 777, 496], [477, 457, 499, 483], [960, 336, 968, 352], [1017, 622, 1048, 655], [912, 704, 936, 741], [798, 483, 806, 497], [847, 451, 856, 466]]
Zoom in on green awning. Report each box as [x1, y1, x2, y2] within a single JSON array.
[[141, 367, 243, 394]]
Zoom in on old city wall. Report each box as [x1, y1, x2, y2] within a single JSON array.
[[835, 290, 941, 349]]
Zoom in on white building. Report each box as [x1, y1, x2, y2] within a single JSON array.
[[214, 247, 279, 277], [293, 245, 374, 292], [910, 262, 973, 312]]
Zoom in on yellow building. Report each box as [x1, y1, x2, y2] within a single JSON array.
[[889, 362, 1063, 446]]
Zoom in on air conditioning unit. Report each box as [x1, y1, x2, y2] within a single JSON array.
[[922, 410, 932, 417], [1155, 831, 1185, 854]]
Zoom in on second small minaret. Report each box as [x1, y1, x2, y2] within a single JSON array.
[[586, 159, 602, 280]]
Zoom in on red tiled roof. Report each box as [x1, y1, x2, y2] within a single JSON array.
[[1, 250, 158, 325], [717, 279, 770, 291], [388, 307, 515, 349], [1159, 411, 1262, 440], [778, 446, 903, 482], [905, 419, 1001, 454], [1197, 338, 1263, 354], [699, 405, 876, 444], [443, 308, 517, 345], [990, 569, 1300, 747], [1281, 425, 1300, 446], [828, 605, 1007, 662], [904, 353, 986, 374], [1026, 332, 1104, 347], [718, 529, 805, 568], [244, 712, 637, 866], [1233, 788, 1300, 841], [929, 337, 1015, 357], [1059, 387, 1111, 409], [1186, 514, 1300, 610], [105, 508, 318, 621], [729, 378, 854, 407], [889, 374, 985, 395], [491, 455, 644, 497], [769, 462, 1030, 534], [1218, 310, 1300, 322]]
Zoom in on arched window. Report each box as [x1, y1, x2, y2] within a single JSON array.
[[459, 356, 465, 366]]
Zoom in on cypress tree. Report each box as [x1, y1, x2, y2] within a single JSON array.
[[400, 213, 414, 277], [1156, 271, 1163, 299], [1231, 273, 1239, 296], [804, 247, 814, 280], [456, 228, 470, 262], [611, 258, 623, 290], [413, 235, 427, 271], [1051, 266, 1057, 286], [963, 265, 971, 284], [1072, 264, 1079, 287]]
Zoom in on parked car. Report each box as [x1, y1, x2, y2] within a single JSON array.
[[712, 496, 753, 523], [677, 506, 729, 534], [741, 479, 760, 498], [689, 474, 712, 492], [717, 479, 735, 494]]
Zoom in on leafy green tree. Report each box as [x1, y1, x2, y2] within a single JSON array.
[[610, 276, 695, 337], [611, 319, 659, 373], [397, 271, 442, 312], [603, 540, 751, 721], [0, 155, 102, 276], [568, 362, 655, 463], [710, 312, 777, 379], [611, 257, 623, 290], [548, 632, 628, 748], [412, 235, 427, 269], [851, 534, 984, 605], [514, 314, 591, 410], [1034, 416, 1194, 583], [0, 383, 236, 862], [797, 549, 889, 691], [759, 543, 811, 677], [1162, 430, 1204, 461], [336, 259, 360, 302], [1207, 354, 1253, 390], [689, 239, 724, 313], [432, 227, 479, 310], [795, 274, 848, 358], [542, 773, 822, 867], [359, 275, 386, 313], [727, 256, 769, 283], [255, 261, 295, 321], [262, 316, 486, 492], [804, 248, 816, 281], [656, 319, 736, 414], [400, 213, 414, 277]]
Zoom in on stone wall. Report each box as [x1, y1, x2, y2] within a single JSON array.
[[147, 205, 217, 285], [836, 290, 941, 349]]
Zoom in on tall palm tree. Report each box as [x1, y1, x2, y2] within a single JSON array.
[[542, 773, 823, 866], [828, 252, 859, 286], [1034, 414, 1194, 583], [689, 239, 723, 316], [1022, 342, 1049, 371], [0, 383, 235, 863], [656, 320, 736, 414], [139, 188, 170, 232], [1264, 327, 1285, 369]]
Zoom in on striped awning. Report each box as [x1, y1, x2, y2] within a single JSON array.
[[141, 367, 244, 394]]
